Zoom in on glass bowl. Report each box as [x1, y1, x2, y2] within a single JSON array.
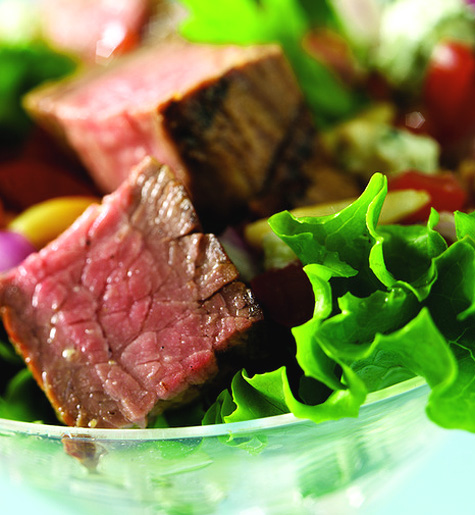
[[0, 377, 445, 514]]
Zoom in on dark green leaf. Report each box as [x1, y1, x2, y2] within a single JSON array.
[[209, 172, 475, 433], [0, 368, 56, 423], [224, 368, 289, 423], [0, 42, 76, 144]]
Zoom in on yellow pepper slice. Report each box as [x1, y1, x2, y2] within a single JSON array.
[[244, 189, 430, 249], [8, 196, 99, 249]]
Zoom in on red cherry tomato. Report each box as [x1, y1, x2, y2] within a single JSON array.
[[423, 41, 475, 144], [96, 24, 140, 62], [388, 170, 467, 223]]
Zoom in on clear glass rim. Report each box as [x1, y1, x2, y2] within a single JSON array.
[[0, 376, 427, 441]]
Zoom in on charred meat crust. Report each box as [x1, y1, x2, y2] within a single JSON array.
[[25, 41, 316, 230], [162, 49, 313, 226], [0, 157, 263, 428], [249, 102, 317, 218]]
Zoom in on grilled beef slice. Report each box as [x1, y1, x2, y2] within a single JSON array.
[[0, 157, 263, 428], [24, 40, 316, 226]]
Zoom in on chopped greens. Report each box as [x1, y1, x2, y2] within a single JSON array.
[[205, 174, 475, 433], [0, 42, 76, 143], [0, 368, 56, 423]]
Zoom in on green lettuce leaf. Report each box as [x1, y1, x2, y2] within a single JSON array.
[[352, 308, 456, 394], [454, 210, 475, 242], [208, 172, 475, 433], [0, 42, 76, 143], [0, 368, 56, 423], [223, 368, 288, 423], [427, 343, 475, 432], [268, 172, 386, 274], [202, 389, 237, 425], [0, 337, 21, 364]]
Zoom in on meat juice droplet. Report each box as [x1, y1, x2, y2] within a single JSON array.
[[62, 348, 76, 360], [48, 327, 57, 343]]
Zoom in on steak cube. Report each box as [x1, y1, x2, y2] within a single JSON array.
[[24, 40, 316, 226], [0, 157, 263, 428]]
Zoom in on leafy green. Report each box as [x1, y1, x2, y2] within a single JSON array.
[[0, 368, 56, 423], [0, 327, 57, 423], [0, 336, 22, 364], [223, 368, 289, 423], [206, 173, 475, 433], [177, 0, 364, 126], [297, 0, 340, 28], [0, 42, 76, 143]]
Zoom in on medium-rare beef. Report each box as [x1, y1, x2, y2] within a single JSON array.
[[24, 40, 316, 227], [0, 156, 263, 428]]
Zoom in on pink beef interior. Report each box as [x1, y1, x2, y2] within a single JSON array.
[[0, 157, 262, 428], [26, 41, 284, 193], [51, 42, 270, 116]]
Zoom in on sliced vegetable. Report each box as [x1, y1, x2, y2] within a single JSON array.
[[0, 229, 36, 272], [244, 188, 430, 249], [8, 196, 98, 249], [388, 170, 467, 223]]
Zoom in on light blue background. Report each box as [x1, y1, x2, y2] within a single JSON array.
[[1, 428, 474, 515], [366, 429, 475, 515]]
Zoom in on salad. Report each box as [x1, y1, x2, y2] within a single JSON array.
[[1, 0, 475, 433]]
